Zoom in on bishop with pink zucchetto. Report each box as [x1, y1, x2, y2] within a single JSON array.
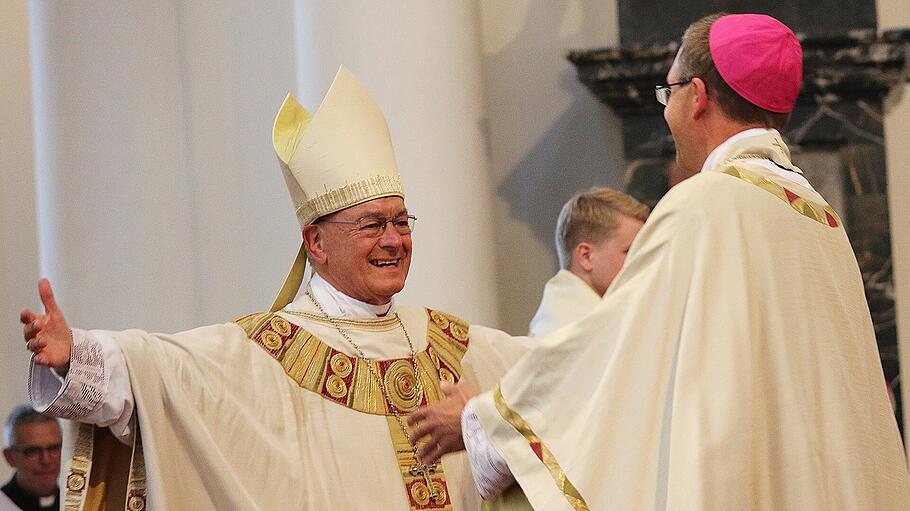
[[413, 13, 910, 510]]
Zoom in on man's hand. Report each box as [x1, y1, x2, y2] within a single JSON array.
[[408, 380, 478, 464], [20, 278, 72, 374]]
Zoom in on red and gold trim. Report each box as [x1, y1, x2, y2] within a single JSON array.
[[234, 309, 468, 416], [234, 308, 469, 511], [720, 166, 841, 227], [388, 416, 452, 510], [63, 423, 145, 511], [63, 424, 93, 511], [125, 431, 147, 511], [493, 384, 589, 511]]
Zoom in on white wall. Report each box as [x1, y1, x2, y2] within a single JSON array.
[[293, 2, 501, 326], [0, 0, 40, 485], [876, 0, 910, 453], [28, 0, 298, 333], [478, 0, 624, 333]]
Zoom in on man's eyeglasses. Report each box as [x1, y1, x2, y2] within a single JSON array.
[[655, 79, 693, 106], [12, 443, 62, 461], [319, 214, 417, 238]]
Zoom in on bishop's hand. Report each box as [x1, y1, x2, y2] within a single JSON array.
[[20, 278, 73, 375], [408, 379, 478, 464]]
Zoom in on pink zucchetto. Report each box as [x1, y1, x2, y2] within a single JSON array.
[[709, 14, 803, 113]]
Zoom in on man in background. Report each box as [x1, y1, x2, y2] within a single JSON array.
[[529, 187, 648, 336], [2, 406, 60, 511]]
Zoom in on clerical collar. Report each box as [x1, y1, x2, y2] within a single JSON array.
[[701, 128, 814, 191], [1, 475, 59, 511], [288, 273, 396, 318], [701, 128, 774, 174]]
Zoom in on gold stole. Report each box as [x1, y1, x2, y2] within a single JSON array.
[[234, 308, 470, 511], [62, 308, 467, 511], [64, 424, 147, 511], [719, 166, 841, 227]]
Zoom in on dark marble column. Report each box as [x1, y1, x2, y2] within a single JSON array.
[[618, 2, 876, 47]]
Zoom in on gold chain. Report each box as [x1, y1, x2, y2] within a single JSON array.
[[301, 291, 440, 497]]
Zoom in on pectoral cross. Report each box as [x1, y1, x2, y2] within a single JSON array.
[[410, 461, 440, 499]]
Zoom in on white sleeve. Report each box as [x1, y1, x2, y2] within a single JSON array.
[[461, 400, 516, 500], [28, 328, 135, 443]]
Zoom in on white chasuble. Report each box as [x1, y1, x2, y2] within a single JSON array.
[[61, 305, 525, 511], [471, 131, 910, 510], [528, 270, 601, 337]]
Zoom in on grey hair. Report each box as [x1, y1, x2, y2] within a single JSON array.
[[4, 404, 59, 448]]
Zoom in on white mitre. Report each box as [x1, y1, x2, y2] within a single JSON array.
[[270, 66, 405, 311]]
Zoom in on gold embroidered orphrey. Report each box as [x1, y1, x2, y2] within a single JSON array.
[[64, 422, 146, 511], [59, 309, 468, 511], [719, 164, 841, 228], [301, 290, 438, 502], [235, 308, 470, 511], [493, 384, 590, 511]]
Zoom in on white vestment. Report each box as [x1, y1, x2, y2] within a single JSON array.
[[30, 276, 527, 510], [468, 129, 910, 510], [528, 270, 601, 337], [0, 491, 19, 511]]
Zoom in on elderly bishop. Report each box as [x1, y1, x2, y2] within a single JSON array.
[[20, 67, 526, 510]]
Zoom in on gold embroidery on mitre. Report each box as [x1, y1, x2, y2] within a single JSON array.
[[272, 70, 406, 228], [295, 174, 404, 227]]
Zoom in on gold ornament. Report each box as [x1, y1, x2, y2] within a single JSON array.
[[270, 316, 292, 336], [261, 331, 283, 351], [326, 375, 348, 399], [385, 360, 420, 412], [330, 353, 353, 378]]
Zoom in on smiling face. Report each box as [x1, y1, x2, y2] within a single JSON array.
[[3, 421, 61, 498], [304, 196, 412, 305]]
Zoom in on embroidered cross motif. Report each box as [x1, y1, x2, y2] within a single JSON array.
[[410, 462, 440, 500]]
